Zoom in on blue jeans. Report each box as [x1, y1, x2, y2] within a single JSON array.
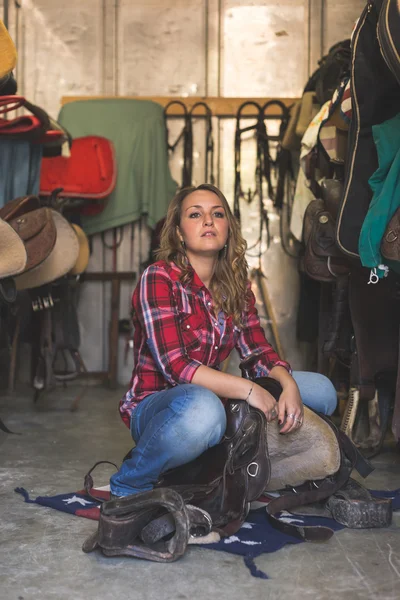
[[110, 371, 337, 497]]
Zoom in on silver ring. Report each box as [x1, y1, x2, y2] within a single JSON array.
[[295, 418, 303, 424], [247, 462, 259, 477], [287, 413, 296, 419], [271, 408, 277, 416]]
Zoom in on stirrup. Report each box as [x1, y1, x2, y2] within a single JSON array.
[[140, 504, 213, 545], [326, 479, 392, 528], [82, 487, 191, 563]]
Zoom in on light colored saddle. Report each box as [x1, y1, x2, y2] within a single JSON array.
[[0, 218, 27, 278], [266, 405, 341, 491], [15, 209, 79, 290]]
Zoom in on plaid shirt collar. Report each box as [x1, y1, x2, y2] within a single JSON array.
[[168, 260, 207, 294]]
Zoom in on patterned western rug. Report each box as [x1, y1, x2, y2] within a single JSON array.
[[14, 486, 400, 579]]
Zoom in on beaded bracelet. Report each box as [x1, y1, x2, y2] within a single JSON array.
[[245, 383, 254, 403]]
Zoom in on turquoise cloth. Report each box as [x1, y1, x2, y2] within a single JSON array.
[[58, 99, 177, 235], [359, 112, 400, 277]]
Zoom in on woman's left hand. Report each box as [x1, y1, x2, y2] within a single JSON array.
[[277, 383, 304, 434]]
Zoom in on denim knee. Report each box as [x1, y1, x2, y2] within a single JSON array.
[[179, 384, 227, 449], [319, 374, 337, 415], [292, 371, 338, 416], [307, 373, 337, 416]]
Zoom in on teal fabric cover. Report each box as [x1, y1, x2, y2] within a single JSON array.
[[359, 112, 400, 278], [58, 99, 177, 235]]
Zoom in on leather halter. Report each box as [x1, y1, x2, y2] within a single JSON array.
[[164, 100, 193, 188], [189, 102, 215, 185], [163, 100, 215, 189]]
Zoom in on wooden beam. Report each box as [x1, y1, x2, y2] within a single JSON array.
[[60, 96, 299, 117]]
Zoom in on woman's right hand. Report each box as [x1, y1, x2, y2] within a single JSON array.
[[247, 383, 278, 422]]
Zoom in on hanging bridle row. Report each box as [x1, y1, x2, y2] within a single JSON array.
[[233, 100, 290, 215], [233, 100, 290, 263], [163, 100, 215, 189], [162, 99, 294, 263]]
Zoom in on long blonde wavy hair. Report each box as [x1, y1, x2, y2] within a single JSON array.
[[155, 184, 249, 327]]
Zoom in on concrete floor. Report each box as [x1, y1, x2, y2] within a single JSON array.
[[1, 383, 400, 600]]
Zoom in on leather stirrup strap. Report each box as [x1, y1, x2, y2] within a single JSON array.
[[317, 413, 374, 479], [84, 460, 119, 502]]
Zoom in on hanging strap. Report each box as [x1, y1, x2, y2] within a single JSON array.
[[233, 101, 263, 221], [84, 460, 119, 502], [101, 227, 124, 272], [189, 102, 215, 185], [262, 100, 290, 209], [164, 101, 193, 188], [234, 101, 276, 265]]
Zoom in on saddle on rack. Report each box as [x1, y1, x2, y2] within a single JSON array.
[[0, 196, 57, 276], [0, 195, 57, 305], [303, 196, 349, 283], [0, 218, 26, 305], [0, 195, 83, 404], [301, 177, 352, 365], [0, 194, 79, 291]]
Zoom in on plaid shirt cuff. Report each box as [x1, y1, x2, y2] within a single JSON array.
[[176, 358, 202, 384], [247, 359, 292, 380]]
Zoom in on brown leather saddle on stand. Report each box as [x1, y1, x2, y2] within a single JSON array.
[[303, 180, 349, 285], [0, 195, 58, 431], [0, 194, 84, 404], [0, 195, 57, 304]]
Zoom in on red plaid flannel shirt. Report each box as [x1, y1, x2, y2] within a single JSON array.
[[119, 261, 291, 427]]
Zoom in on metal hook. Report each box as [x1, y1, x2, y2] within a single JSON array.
[[367, 268, 379, 285]]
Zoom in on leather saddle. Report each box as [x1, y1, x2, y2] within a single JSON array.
[[82, 377, 278, 561], [82, 377, 392, 563], [381, 207, 400, 266], [0, 195, 57, 275], [156, 392, 271, 536], [107, 377, 279, 538], [303, 180, 349, 283], [0, 196, 56, 305]]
